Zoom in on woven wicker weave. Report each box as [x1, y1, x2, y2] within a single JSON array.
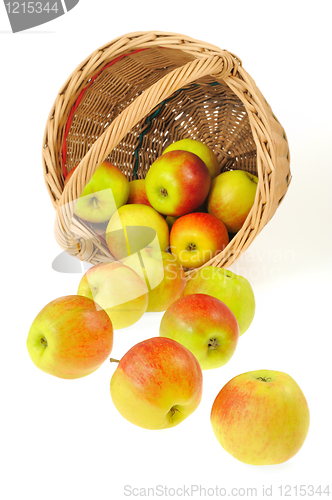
[[42, 31, 291, 277]]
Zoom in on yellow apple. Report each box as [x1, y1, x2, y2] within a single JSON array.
[[77, 261, 149, 330], [106, 204, 170, 260], [74, 161, 130, 223], [26, 295, 113, 379], [163, 139, 220, 179], [211, 369, 310, 465], [110, 337, 203, 429], [123, 249, 186, 312], [207, 170, 258, 233]]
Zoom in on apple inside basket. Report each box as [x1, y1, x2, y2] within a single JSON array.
[[43, 34, 290, 274]]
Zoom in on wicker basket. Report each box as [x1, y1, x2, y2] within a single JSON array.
[[42, 31, 291, 278]]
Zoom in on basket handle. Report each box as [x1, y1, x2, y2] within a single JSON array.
[[58, 51, 239, 234]]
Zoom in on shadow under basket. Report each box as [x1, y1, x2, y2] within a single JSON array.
[[42, 31, 291, 278]]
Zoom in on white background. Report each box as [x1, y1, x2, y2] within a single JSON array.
[[1, 1, 331, 499]]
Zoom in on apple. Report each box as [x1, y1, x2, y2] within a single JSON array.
[[145, 150, 211, 216], [77, 261, 149, 330], [211, 369, 310, 465], [73, 161, 130, 223], [163, 138, 220, 179], [123, 249, 186, 312], [63, 165, 78, 187], [110, 337, 203, 429], [166, 215, 179, 231], [207, 169, 258, 233], [159, 294, 239, 370], [182, 267, 255, 335], [170, 212, 229, 269], [106, 204, 170, 260], [26, 295, 113, 379], [127, 179, 152, 207]]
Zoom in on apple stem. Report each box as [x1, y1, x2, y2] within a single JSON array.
[[93, 197, 99, 210], [208, 338, 219, 350], [170, 406, 180, 417], [110, 358, 120, 363], [256, 377, 272, 382]]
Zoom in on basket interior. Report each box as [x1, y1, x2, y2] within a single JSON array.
[[64, 47, 257, 183]]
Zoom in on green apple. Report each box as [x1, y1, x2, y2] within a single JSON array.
[[26, 295, 114, 379], [110, 337, 203, 429], [160, 294, 239, 370], [211, 369, 310, 465], [207, 170, 258, 233], [106, 204, 169, 260], [182, 267, 255, 335], [145, 150, 211, 216], [77, 262, 149, 330], [163, 138, 220, 179], [74, 161, 130, 223]]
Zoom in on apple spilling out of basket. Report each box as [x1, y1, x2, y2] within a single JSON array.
[[65, 137, 259, 269], [27, 138, 310, 466]]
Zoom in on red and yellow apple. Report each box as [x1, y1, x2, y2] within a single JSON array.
[[182, 267, 255, 336], [145, 150, 211, 216], [207, 169, 258, 233], [77, 261, 149, 330], [163, 138, 220, 179], [127, 179, 152, 207], [63, 165, 78, 187], [110, 337, 203, 429], [160, 294, 239, 370], [73, 161, 130, 223], [123, 249, 186, 312], [211, 369, 310, 465], [106, 204, 169, 260], [26, 295, 114, 379], [170, 212, 229, 268]]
